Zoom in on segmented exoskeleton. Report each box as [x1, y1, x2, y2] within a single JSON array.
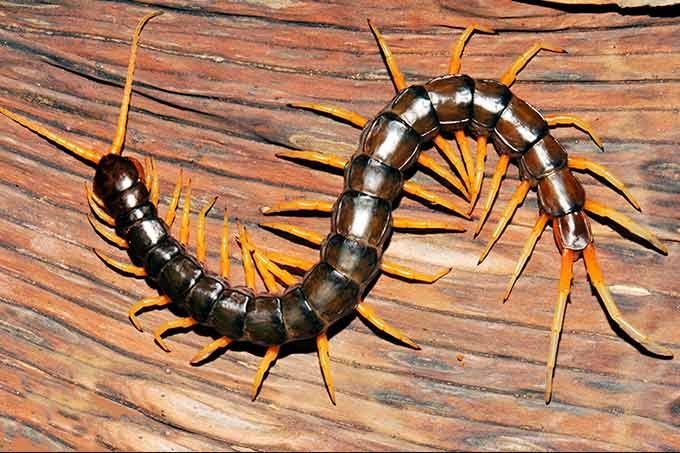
[[260, 22, 672, 403]]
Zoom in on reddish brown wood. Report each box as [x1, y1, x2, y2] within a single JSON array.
[[0, 1, 678, 450]]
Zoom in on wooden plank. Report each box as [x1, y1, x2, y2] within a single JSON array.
[[0, 0, 678, 450]]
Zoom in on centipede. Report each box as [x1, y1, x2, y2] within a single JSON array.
[[1, 11, 671, 406], [260, 23, 673, 403]]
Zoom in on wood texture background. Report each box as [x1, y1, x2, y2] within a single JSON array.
[[0, 1, 678, 450]]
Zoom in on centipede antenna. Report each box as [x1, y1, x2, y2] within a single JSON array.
[[470, 136, 489, 209], [93, 248, 147, 277], [368, 19, 408, 92], [583, 244, 673, 357], [238, 222, 258, 290], [478, 180, 531, 264], [568, 157, 641, 211], [0, 106, 102, 165], [109, 11, 163, 155], [545, 249, 574, 404], [179, 178, 192, 246], [499, 43, 566, 88], [87, 214, 128, 248], [503, 212, 550, 302], [356, 303, 420, 349], [448, 24, 496, 75], [252, 345, 280, 401], [289, 102, 368, 128], [153, 317, 198, 352], [128, 295, 171, 332], [220, 207, 230, 279], [418, 152, 470, 200], [316, 333, 336, 404], [164, 169, 184, 228], [584, 200, 667, 255], [474, 154, 510, 237], [545, 114, 604, 151], [261, 199, 333, 215], [190, 337, 232, 365], [197, 196, 218, 263], [85, 184, 115, 226]]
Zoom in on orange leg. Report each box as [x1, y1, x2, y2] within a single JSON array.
[[196, 196, 218, 263], [418, 153, 469, 200], [448, 24, 495, 75], [392, 217, 465, 233], [403, 180, 470, 219], [241, 226, 279, 292], [190, 337, 232, 365], [433, 135, 471, 193], [276, 150, 346, 171], [87, 214, 128, 248], [144, 156, 153, 190], [545, 114, 604, 151], [261, 199, 333, 215], [470, 136, 488, 210], [93, 249, 146, 277], [164, 169, 184, 228], [455, 130, 474, 184], [238, 222, 258, 290], [239, 234, 298, 288], [499, 43, 566, 88], [356, 303, 420, 349], [154, 317, 198, 352], [583, 244, 672, 357], [289, 102, 367, 128], [478, 180, 531, 264], [545, 249, 574, 404], [251, 345, 280, 401], [569, 157, 640, 211], [368, 20, 407, 92], [584, 200, 667, 254], [474, 154, 510, 236], [220, 207, 230, 279], [179, 179, 192, 246], [128, 295, 171, 332], [109, 11, 163, 155], [503, 212, 550, 302], [316, 333, 336, 404], [149, 157, 160, 206], [255, 249, 315, 274], [85, 184, 115, 226]]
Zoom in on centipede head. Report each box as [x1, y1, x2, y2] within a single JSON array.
[[93, 154, 145, 202]]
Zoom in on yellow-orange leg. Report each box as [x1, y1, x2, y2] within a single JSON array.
[[545, 114, 604, 151], [251, 345, 280, 401], [503, 212, 550, 302], [455, 130, 474, 185], [164, 169, 184, 228], [191, 337, 232, 365], [316, 333, 336, 404], [433, 135, 472, 193], [128, 295, 171, 332], [499, 43, 566, 88], [154, 317, 198, 352], [356, 303, 420, 349], [179, 179, 192, 246], [144, 156, 153, 190], [478, 180, 531, 264], [474, 154, 510, 236], [569, 157, 640, 211], [93, 249, 146, 277], [583, 244, 672, 357], [448, 24, 495, 74], [85, 184, 115, 226], [220, 208, 230, 279], [196, 196, 218, 263], [109, 11, 163, 154], [417, 153, 469, 200], [290, 102, 367, 128], [237, 232, 298, 288], [368, 19, 407, 92], [545, 249, 574, 404], [88, 214, 128, 248], [238, 222, 258, 290], [149, 157, 160, 206], [470, 136, 488, 210], [259, 222, 450, 283], [584, 200, 667, 254]]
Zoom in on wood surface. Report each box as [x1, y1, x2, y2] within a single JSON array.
[[0, 0, 678, 450]]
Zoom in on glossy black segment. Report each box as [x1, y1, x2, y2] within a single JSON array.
[[469, 79, 511, 136], [493, 95, 548, 155], [424, 74, 474, 132], [126, 218, 168, 265], [144, 237, 184, 282], [332, 191, 392, 248], [387, 85, 439, 140], [280, 285, 326, 340], [345, 155, 403, 202], [115, 202, 157, 237], [322, 233, 380, 285], [106, 181, 149, 218], [244, 295, 287, 345], [158, 254, 203, 302], [185, 275, 226, 323], [209, 287, 250, 340], [554, 211, 593, 251], [94, 154, 139, 201], [360, 112, 421, 171], [521, 134, 567, 180], [302, 262, 360, 324], [537, 168, 586, 217]]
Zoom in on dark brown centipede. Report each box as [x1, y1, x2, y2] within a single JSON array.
[[259, 23, 672, 403]]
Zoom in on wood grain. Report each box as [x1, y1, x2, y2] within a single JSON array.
[[0, 1, 678, 450]]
